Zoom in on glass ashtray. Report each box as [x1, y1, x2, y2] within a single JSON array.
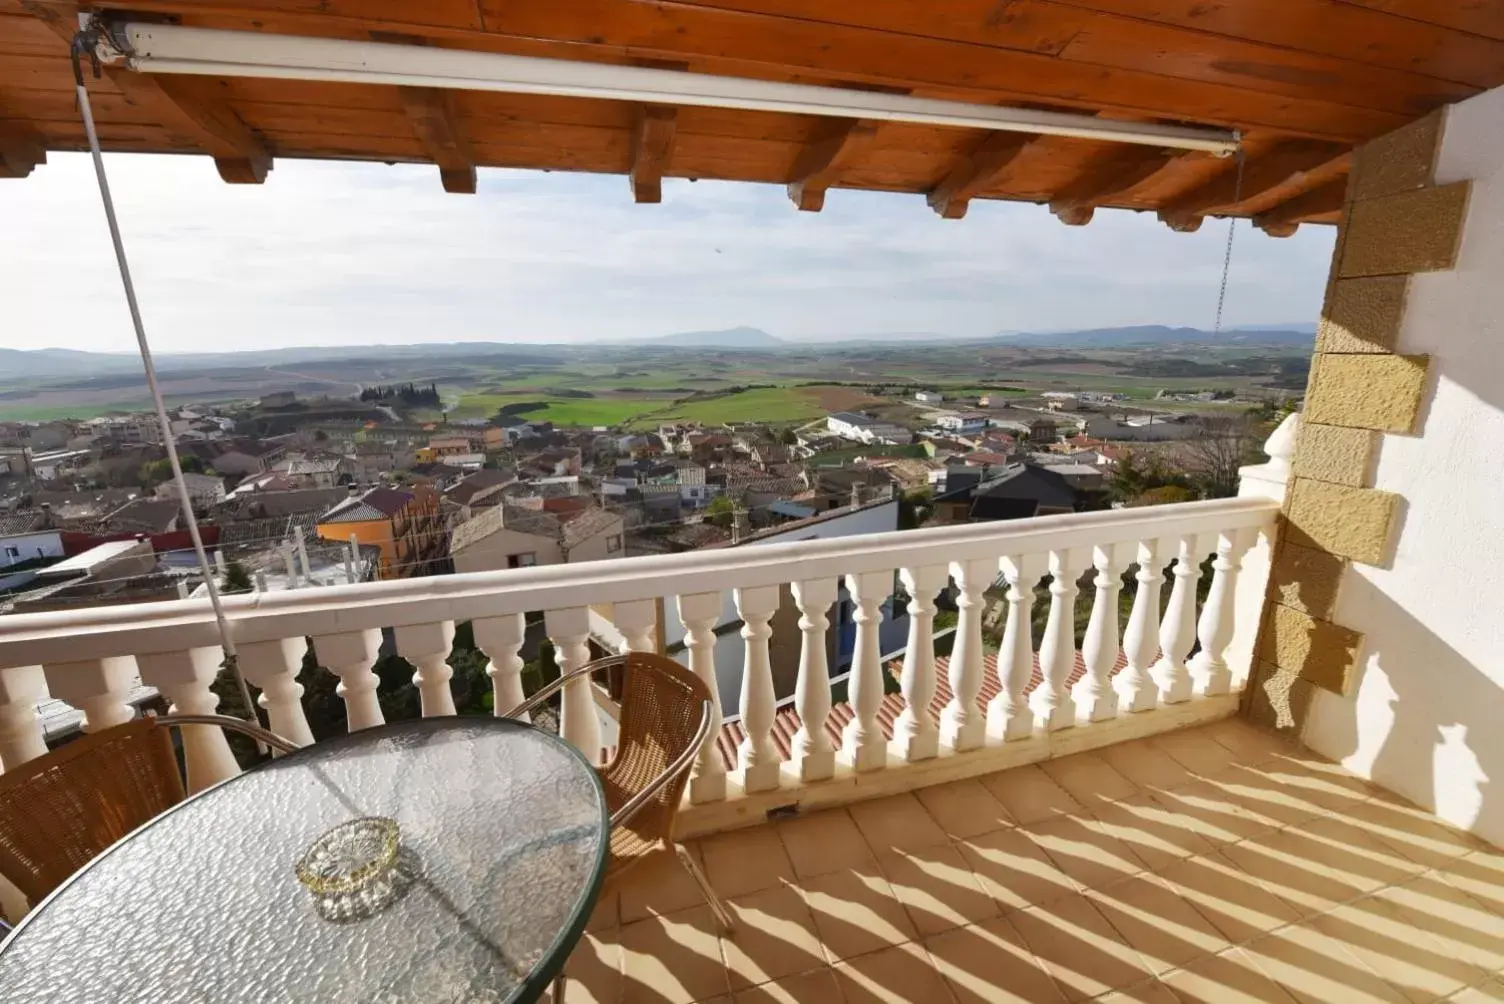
[[296, 817, 408, 922]]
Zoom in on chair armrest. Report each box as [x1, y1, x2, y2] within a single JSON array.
[[608, 699, 714, 830], [151, 713, 303, 755], [500, 664, 600, 720]]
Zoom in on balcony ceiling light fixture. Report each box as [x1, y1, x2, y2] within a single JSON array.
[[90, 20, 1240, 156]]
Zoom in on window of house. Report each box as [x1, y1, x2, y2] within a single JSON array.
[[3, 546, 18, 559], [606, 534, 622, 553], [508, 552, 537, 569]]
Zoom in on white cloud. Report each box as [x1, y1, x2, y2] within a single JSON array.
[[0, 152, 1336, 353]]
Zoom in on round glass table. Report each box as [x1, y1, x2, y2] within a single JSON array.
[[0, 717, 608, 1003]]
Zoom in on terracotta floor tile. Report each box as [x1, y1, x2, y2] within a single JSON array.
[[1344, 797, 1484, 871], [1039, 752, 1139, 809], [1242, 924, 1410, 1004], [587, 887, 621, 932], [879, 842, 1000, 936], [926, 915, 1066, 1004], [1088, 794, 1217, 871], [1287, 816, 1424, 890], [1154, 851, 1301, 943], [1310, 898, 1485, 1003], [1099, 740, 1197, 791], [1199, 719, 1297, 764], [915, 778, 1015, 839], [620, 906, 733, 1004], [1251, 759, 1376, 815], [1095, 981, 1181, 1003], [1220, 829, 1370, 918], [1009, 893, 1152, 1002], [1151, 728, 1242, 779], [1213, 766, 1329, 830], [848, 793, 950, 854], [1088, 875, 1229, 976], [701, 825, 796, 900], [958, 826, 1077, 912], [777, 809, 875, 880], [1374, 874, 1504, 973], [1162, 947, 1299, 1004], [1147, 780, 1278, 847], [720, 884, 827, 991], [1024, 814, 1147, 893], [981, 765, 1085, 826], [733, 968, 843, 1004], [1449, 979, 1504, 1003], [833, 942, 952, 1004], [556, 929, 623, 1004], [1434, 849, 1504, 915], [797, 861, 917, 963], [618, 846, 711, 924]]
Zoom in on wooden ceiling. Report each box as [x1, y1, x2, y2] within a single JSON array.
[[2, 1, 1500, 235]]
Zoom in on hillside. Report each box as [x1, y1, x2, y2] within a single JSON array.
[[993, 325, 1315, 349], [647, 326, 784, 349]]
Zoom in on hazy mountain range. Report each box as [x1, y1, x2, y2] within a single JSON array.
[[0, 322, 1317, 380]]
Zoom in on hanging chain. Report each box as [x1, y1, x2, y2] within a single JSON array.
[[1212, 137, 1246, 336]]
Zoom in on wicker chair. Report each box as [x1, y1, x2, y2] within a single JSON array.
[[0, 713, 299, 906], [505, 652, 733, 1001]]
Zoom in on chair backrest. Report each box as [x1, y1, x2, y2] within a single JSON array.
[[0, 718, 185, 903], [601, 653, 712, 843]]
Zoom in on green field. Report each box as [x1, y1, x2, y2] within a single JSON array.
[[631, 387, 826, 427], [448, 392, 675, 426]]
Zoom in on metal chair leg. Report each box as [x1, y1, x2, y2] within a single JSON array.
[[675, 842, 735, 935], [551, 971, 566, 1002]]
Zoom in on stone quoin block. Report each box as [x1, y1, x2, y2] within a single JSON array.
[[1339, 182, 1470, 278], [1317, 276, 1409, 355], [1304, 353, 1430, 434], [1346, 109, 1446, 203], [1285, 478, 1400, 567], [1259, 603, 1363, 696], [1269, 542, 1348, 622], [1292, 423, 1379, 487]]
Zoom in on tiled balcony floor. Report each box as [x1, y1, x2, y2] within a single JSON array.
[[559, 718, 1504, 1004]]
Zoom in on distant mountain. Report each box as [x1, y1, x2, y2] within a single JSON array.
[[0, 347, 143, 379], [992, 324, 1315, 349], [647, 326, 784, 349]]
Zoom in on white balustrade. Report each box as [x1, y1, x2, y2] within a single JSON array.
[[893, 565, 946, 761], [942, 558, 991, 751], [1189, 529, 1254, 697], [678, 591, 727, 802], [1074, 544, 1127, 723], [472, 613, 528, 720], [843, 570, 889, 771], [612, 599, 658, 654], [1030, 550, 1081, 731], [544, 607, 600, 759], [394, 620, 457, 717], [733, 585, 781, 792], [237, 637, 316, 747], [1114, 540, 1164, 714], [789, 578, 837, 783], [0, 665, 48, 770], [135, 646, 240, 792], [987, 554, 1045, 741], [43, 657, 137, 734], [312, 629, 385, 731], [1151, 537, 1203, 705]]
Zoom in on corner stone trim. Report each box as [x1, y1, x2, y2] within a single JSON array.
[[1291, 423, 1378, 487], [1285, 478, 1400, 567], [1338, 182, 1470, 278], [1259, 603, 1363, 696], [1304, 354, 1430, 434], [1316, 276, 1409, 354]]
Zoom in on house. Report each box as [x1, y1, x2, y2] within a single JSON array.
[[914, 391, 944, 405], [180, 439, 287, 476], [449, 503, 624, 572], [284, 454, 352, 488], [441, 468, 515, 518], [522, 447, 582, 478], [0, 510, 63, 570], [314, 485, 444, 580], [259, 391, 297, 409], [810, 466, 897, 512], [1084, 414, 1198, 442], [934, 412, 988, 435], [428, 436, 476, 457], [101, 498, 181, 535], [930, 463, 1093, 524], [153, 472, 226, 507], [826, 412, 911, 446]]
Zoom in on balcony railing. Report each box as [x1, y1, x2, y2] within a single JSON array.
[[0, 421, 1296, 857]]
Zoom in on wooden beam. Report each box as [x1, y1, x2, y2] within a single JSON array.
[[28, 5, 270, 182], [1157, 140, 1348, 231], [0, 122, 45, 179], [1253, 178, 1348, 238], [927, 131, 1033, 220], [630, 104, 677, 204], [786, 117, 877, 212], [372, 31, 475, 194], [1048, 145, 1181, 226]]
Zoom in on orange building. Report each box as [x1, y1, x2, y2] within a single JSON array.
[[315, 485, 445, 579]]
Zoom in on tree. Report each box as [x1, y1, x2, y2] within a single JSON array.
[[704, 495, 736, 527], [1184, 416, 1263, 499], [223, 560, 252, 594], [778, 427, 798, 445], [1128, 485, 1199, 507]]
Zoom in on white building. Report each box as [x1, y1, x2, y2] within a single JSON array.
[[914, 391, 944, 405], [826, 412, 911, 445], [154, 472, 227, 507], [934, 412, 988, 435]]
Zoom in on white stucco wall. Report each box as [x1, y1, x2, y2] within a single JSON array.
[[1302, 87, 1504, 847]]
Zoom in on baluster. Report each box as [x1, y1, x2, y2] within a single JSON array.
[[394, 621, 457, 717], [733, 586, 781, 792], [1151, 537, 1202, 705], [237, 637, 316, 747], [789, 579, 837, 783], [940, 559, 991, 751], [986, 555, 1044, 741], [1030, 550, 1080, 731], [843, 571, 889, 771], [545, 607, 600, 760], [1189, 529, 1253, 697], [0, 665, 48, 770], [312, 629, 385, 731], [612, 599, 658, 654], [43, 656, 137, 733], [472, 614, 527, 720], [136, 647, 240, 793], [677, 591, 727, 802], [894, 565, 945, 761], [1073, 544, 1128, 723], [1113, 540, 1164, 713]]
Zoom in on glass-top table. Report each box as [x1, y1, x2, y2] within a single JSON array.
[[0, 717, 609, 1003]]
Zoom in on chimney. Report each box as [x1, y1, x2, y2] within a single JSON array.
[[732, 503, 749, 544]]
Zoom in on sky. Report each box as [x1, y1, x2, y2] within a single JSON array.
[[1, 152, 1337, 354]]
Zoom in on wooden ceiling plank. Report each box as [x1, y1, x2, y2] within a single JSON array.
[[1157, 140, 1349, 229], [785, 116, 876, 211], [0, 120, 45, 177], [629, 103, 677, 202], [926, 131, 1034, 219], [1337, 0, 1504, 43], [1048, 144, 1184, 225], [1254, 177, 1348, 236], [372, 30, 475, 192]]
